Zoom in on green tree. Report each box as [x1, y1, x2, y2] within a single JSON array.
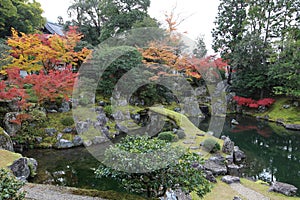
[[269, 28, 300, 97], [0, 0, 45, 38], [212, 0, 248, 60], [213, 0, 300, 97], [95, 135, 211, 198], [193, 34, 207, 58], [96, 46, 143, 96], [231, 33, 271, 98], [67, 0, 150, 45]]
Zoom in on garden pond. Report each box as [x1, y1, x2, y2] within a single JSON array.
[[23, 115, 300, 196]]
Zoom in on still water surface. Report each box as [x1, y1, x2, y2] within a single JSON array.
[[24, 115, 300, 196]]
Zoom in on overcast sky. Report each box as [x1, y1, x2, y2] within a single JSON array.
[[37, 0, 220, 54]]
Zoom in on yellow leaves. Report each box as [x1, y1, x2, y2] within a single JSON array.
[[1, 28, 92, 74], [140, 42, 202, 80]]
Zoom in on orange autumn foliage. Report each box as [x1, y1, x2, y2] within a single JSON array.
[[139, 42, 202, 80], [1, 27, 91, 73]]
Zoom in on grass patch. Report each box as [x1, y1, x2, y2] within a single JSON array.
[[240, 178, 300, 200], [149, 106, 206, 136], [192, 177, 300, 200], [255, 98, 300, 124], [70, 188, 153, 200], [194, 177, 246, 200], [149, 107, 224, 156], [47, 111, 74, 131], [0, 150, 22, 168]]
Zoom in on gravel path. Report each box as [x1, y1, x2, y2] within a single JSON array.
[[23, 182, 271, 200], [23, 183, 107, 200], [230, 183, 270, 200]]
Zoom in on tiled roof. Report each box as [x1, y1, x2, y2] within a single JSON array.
[[44, 22, 64, 36]]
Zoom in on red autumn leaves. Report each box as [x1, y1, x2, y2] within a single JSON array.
[[233, 96, 275, 108]]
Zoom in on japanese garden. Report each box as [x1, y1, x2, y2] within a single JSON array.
[[0, 0, 299, 200]]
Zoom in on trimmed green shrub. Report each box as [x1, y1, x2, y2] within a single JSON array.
[[176, 130, 186, 139], [157, 131, 176, 142], [60, 117, 75, 126], [96, 135, 211, 198], [202, 138, 221, 153], [0, 168, 25, 200], [103, 105, 113, 116]]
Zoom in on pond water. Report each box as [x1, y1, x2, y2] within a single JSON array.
[[23, 115, 300, 196], [23, 147, 124, 192], [219, 115, 300, 196]]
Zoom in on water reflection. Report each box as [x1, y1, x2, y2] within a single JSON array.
[[23, 147, 124, 192], [23, 115, 300, 196], [220, 115, 300, 196]]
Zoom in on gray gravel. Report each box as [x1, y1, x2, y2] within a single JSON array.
[[23, 183, 107, 200], [230, 183, 270, 200]]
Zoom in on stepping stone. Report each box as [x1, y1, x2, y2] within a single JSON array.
[[269, 182, 298, 196], [221, 175, 240, 184], [189, 146, 199, 150], [183, 140, 195, 144]]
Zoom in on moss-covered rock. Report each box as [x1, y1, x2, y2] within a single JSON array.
[[0, 127, 14, 152], [0, 149, 22, 168]]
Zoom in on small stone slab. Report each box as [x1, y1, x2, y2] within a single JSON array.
[[196, 133, 205, 137], [54, 139, 74, 149], [189, 146, 199, 150], [233, 196, 243, 200], [285, 124, 300, 131], [221, 175, 240, 184], [204, 158, 227, 175], [227, 164, 241, 176], [269, 181, 298, 196], [183, 140, 195, 144]]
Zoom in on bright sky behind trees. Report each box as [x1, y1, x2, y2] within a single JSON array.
[[37, 0, 220, 54]]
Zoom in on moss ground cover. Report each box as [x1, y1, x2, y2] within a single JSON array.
[[254, 97, 300, 124]]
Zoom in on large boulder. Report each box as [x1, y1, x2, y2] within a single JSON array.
[[204, 156, 227, 175], [58, 101, 70, 112], [8, 157, 38, 180], [233, 146, 246, 162], [54, 139, 74, 149], [221, 175, 240, 184], [0, 127, 14, 151], [97, 113, 108, 126], [3, 112, 21, 136], [222, 137, 235, 154], [45, 128, 57, 136], [204, 170, 217, 183], [269, 182, 298, 196], [72, 135, 83, 146], [227, 164, 242, 176]]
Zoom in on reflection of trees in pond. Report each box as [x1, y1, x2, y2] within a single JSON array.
[[222, 116, 300, 192], [231, 124, 272, 138]]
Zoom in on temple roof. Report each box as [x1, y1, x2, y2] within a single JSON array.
[[44, 22, 64, 36]]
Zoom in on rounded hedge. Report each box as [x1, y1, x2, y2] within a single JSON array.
[[202, 138, 221, 153], [157, 131, 176, 142]]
